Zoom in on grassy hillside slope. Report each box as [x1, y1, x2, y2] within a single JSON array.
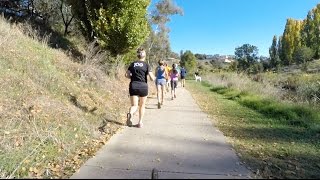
[[0, 16, 130, 178]]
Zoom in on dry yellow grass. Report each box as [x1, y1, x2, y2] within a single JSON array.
[[0, 16, 134, 178]]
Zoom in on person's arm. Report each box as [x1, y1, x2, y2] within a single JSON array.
[[147, 64, 156, 81], [148, 71, 156, 81], [125, 70, 131, 79], [125, 64, 132, 79]]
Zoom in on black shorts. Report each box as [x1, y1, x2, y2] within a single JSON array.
[[171, 80, 178, 90], [129, 88, 148, 97], [181, 75, 185, 79]]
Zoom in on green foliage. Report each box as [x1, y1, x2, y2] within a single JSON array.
[[293, 46, 314, 64], [249, 62, 264, 74], [297, 80, 320, 103], [122, 49, 138, 65], [67, 0, 95, 40], [281, 18, 303, 65], [180, 50, 197, 72], [201, 81, 212, 87], [308, 4, 320, 58], [228, 60, 238, 71], [146, 0, 183, 64], [195, 53, 207, 60], [90, 0, 151, 56], [234, 44, 259, 71], [276, 3, 320, 64], [269, 35, 281, 68]]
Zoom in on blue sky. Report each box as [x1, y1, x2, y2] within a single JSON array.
[[151, 0, 320, 57]]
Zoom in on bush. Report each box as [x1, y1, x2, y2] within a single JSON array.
[[297, 81, 320, 104], [293, 46, 314, 65]]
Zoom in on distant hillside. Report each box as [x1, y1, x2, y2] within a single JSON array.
[[0, 16, 129, 178]]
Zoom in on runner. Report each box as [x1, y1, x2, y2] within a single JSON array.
[[125, 48, 155, 128], [155, 60, 168, 109], [164, 62, 172, 93], [169, 63, 180, 100], [180, 66, 187, 87]]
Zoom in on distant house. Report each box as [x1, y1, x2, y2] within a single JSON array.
[[219, 55, 235, 63]]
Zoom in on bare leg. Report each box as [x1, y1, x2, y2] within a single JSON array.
[[156, 84, 161, 103], [138, 96, 147, 127], [129, 96, 139, 116], [174, 81, 177, 98], [127, 96, 138, 126], [171, 81, 174, 100], [161, 85, 165, 104]]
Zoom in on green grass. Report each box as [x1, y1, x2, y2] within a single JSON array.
[[187, 80, 320, 179], [209, 83, 319, 128]]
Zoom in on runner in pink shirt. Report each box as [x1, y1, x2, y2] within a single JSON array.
[[169, 63, 180, 100]]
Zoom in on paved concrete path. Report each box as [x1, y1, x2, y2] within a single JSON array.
[[70, 86, 252, 179]]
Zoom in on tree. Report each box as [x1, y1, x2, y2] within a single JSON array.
[[59, 0, 74, 36], [234, 44, 259, 71], [67, 0, 151, 56], [281, 18, 303, 65], [278, 35, 285, 63], [269, 35, 281, 68], [180, 50, 196, 72], [91, 0, 151, 56], [195, 53, 207, 60], [146, 0, 183, 64], [301, 11, 314, 48], [310, 4, 320, 58], [293, 46, 314, 64], [67, 0, 110, 41]]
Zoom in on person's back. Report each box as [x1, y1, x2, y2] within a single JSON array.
[[170, 64, 179, 100], [156, 66, 166, 80], [180, 67, 187, 87], [155, 61, 167, 108], [170, 69, 179, 81], [125, 48, 156, 128], [180, 68, 187, 77]]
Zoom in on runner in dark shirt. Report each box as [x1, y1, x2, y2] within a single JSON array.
[[180, 66, 187, 87], [125, 48, 155, 128]]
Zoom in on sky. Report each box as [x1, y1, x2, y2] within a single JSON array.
[[151, 0, 320, 57]]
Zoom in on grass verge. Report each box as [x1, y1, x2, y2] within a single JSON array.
[[186, 80, 320, 179], [0, 16, 130, 178]]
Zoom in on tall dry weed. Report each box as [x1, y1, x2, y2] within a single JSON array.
[[204, 72, 285, 101]]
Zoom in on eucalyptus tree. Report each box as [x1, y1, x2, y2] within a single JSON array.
[[180, 50, 196, 72], [147, 0, 183, 64], [234, 44, 259, 71]]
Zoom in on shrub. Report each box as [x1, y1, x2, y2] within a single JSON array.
[[293, 46, 314, 65], [297, 81, 320, 104]]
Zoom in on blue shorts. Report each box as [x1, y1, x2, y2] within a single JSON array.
[[156, 79, 166, 86]]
